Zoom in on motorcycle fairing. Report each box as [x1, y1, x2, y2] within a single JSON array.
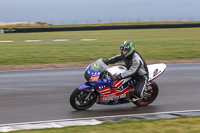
[[85, 64, 115, 89], [96, 78, 136, 104], [78, 65, 114, 92]]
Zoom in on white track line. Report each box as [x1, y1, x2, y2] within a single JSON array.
[[81, 39, 98, 41], [1, 109, 200, 126], [24, 40, 41, 42], [0, 39, 98, 43], [53, 39, 70, 41], [0, 41, 14, 43], [0, 109, 200, 132]]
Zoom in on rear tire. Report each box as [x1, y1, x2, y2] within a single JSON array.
[[70, 88, 97, 110], [133, 81, 159, 106]]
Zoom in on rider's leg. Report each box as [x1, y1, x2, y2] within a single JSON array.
[[134, 76, 148, 98]]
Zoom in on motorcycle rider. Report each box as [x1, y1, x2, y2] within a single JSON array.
[[103, 40, 149, 101]]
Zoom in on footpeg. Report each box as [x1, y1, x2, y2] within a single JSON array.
[[132, 97, 140, 102]]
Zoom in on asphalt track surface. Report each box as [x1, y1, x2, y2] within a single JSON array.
[[0, 63, 200, 124]]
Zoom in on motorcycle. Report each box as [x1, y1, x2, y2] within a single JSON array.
[[70, 58, 166, 110]]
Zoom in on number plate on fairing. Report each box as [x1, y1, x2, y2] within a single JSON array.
[[89, 76, 99, 82]]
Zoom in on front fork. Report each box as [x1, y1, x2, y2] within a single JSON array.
[[77, 82, 97, 102]]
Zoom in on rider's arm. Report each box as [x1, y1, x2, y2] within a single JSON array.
[[104, 54, 123, 65], [121, 56, 141, 79]]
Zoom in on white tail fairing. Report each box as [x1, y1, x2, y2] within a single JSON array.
[[147, 63, 167, 81], [107, 63, 167, 82]]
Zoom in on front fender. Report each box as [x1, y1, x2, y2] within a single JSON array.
[[77, 82, 93, 92]]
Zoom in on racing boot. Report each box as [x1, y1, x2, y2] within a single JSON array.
[[127, 90, 140, 102]]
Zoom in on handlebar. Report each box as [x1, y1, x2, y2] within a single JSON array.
[[99, 70, 112, 79], [107, 71, 112, 77]]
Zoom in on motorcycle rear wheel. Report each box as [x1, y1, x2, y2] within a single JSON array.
[[133, 81, 159, 106], [70, 88, 97, 110]]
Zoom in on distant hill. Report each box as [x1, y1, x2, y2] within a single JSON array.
[[0, 22, 50, 26]]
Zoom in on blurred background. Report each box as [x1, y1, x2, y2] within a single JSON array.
[[1, 1, 200, 132], [0, 0, 199, 25]]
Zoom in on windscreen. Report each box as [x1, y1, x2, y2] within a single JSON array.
[[90, 58, 108, 72]]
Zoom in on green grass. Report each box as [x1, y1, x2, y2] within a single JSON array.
[[1, 21, 200, 29], [0, 27, 200, 65], [6, 116, 200, 133]]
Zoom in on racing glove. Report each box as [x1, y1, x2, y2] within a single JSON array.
[[110, 74, 122, 81], [103, 59, 109, 65]]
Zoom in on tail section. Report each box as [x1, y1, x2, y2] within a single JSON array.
[[147, 63, 167, 82]]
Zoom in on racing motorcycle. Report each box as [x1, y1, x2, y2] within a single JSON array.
[[70, 58, 166, 110]]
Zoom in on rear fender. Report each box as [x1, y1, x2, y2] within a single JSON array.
[[77, 82, 94, 92]]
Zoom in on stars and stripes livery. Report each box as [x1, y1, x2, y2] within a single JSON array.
[[77, 58, 166, 106], [97, 78, 136, 101]]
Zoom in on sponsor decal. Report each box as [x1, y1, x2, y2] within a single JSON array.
[[101, 94, 127, 101], [93, 63, 100, 69], [153, 69, 161, 77], [94, 64, 98, 67], [87, 70, 90, 74], [89, 76, 99, 82], [102, 94, 115, 100]]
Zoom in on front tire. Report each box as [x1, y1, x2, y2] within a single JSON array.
[[70, 88, 97, 110], [133, 81, 159, 106]]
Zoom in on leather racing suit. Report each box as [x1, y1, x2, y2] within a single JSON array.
[[104, 50, 149, 98]]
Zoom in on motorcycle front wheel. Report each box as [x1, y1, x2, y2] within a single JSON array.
[[70, 88, 97, 110], [133, 81, 159, 106]]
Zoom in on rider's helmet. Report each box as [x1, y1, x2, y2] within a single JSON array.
[[120, 40, 135, 58]]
